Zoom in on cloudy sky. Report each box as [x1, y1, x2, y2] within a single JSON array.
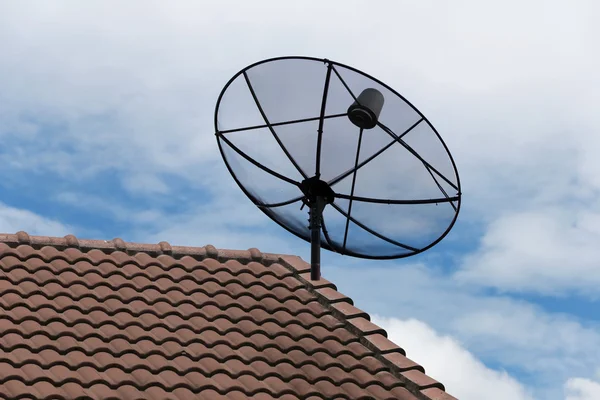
[[1, 1, 599, 399]]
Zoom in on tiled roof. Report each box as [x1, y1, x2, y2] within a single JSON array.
[[0, 231, 457, 400]]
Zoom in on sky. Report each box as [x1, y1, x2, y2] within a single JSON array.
[[0, 1, 599, 399]]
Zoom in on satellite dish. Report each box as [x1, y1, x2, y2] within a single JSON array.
[[214, 56, 461, 280]]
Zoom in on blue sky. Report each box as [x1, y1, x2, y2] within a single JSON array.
[[1, 1, 599, 399]]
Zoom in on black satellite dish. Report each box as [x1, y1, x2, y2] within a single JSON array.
[[215, 56, 461, 280]]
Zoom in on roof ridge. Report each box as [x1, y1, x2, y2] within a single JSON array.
[[276, 255, 458, 400], [0, 232, 284, 265]]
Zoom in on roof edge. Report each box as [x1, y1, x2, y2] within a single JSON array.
[[277, 255, 458, 400]]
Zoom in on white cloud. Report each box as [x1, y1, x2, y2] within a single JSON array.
[[0, 0, 595, 188], [121, 173, 170, 195], [565, 374, 600, 400], [456, 207, 600, 296], [0, 202, 72, 236], [450, 304, 600, 377], [373, 316, 534, 400]]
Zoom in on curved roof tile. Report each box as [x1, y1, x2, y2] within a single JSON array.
[[0, 232, 457, 400]]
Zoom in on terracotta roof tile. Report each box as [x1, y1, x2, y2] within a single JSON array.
[[0, 232, 457, 400]]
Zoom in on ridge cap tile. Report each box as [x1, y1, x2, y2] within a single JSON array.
[[365, 333, 404, 354], [346, 317, 387, 337], [331, 301, 370, 320], [296, 272, 337, 290], [0, 231, 455, 400]]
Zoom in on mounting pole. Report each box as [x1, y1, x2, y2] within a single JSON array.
[[300, 176, 335, 281], [309, 196, 326, 280]]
